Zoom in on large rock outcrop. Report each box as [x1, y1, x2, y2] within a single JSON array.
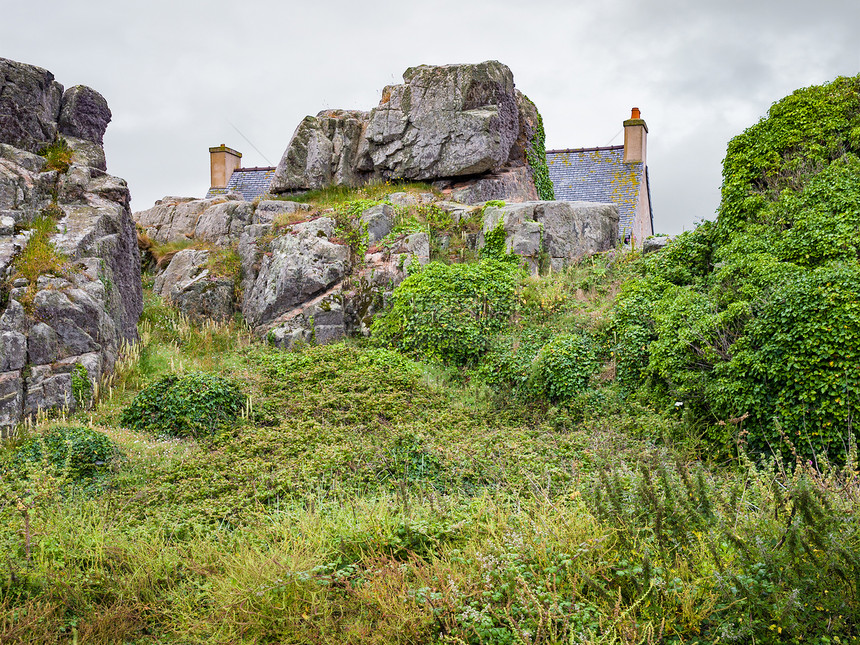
[[481, 201, 619, 273], [152, 248, 235, 322], [135, 195, 309, 246], [137, 189, 618, 349], [270, 61, 546, 204], [241, 217, 349, 329], [135, 190, 434, 346], [0, 58, 111, 153], [0, 58, 142, 433]]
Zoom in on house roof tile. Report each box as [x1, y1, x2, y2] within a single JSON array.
[[546, 146, 643, 235], [205, 167, 276, 201]]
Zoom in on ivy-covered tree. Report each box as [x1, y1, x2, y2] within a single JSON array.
[[612, 74, 860, 460]]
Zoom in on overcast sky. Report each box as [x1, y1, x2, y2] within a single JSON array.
[[4, 0, 859, 233]]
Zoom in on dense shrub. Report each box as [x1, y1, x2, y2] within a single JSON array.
[[718, 74, 860, 234], [13, 425, 120, 480], [372, 259, 521, 365], [586, 455, 860, 641], [528, 332, 598, 401], [611, 276, 665, 389], [120, 372, 245, 438], [714, 263, 860, 455], [612, 74, 860, 460], [476, 326, 553, 392]]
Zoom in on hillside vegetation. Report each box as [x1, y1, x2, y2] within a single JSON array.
[[2, 77, 860, 644], [615, 74, 860, 460]]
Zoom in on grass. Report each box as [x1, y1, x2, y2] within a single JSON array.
[[37, 137, 73, 173], [1, 256, 859, 643], [276, 179, 439, 210], [9, 208, 73, 311]]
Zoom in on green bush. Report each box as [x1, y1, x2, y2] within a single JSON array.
[[610, 73, 860, 460], [586, 456, 860, 641], [528, 332, 598, 401], [13, 425, 120, 480], [714, 263, 860, 455], [718, 74, 860, 235], [611, 276, 665, 389], [120, 372, 246, 438], [643, 221, 716, 286], [372, 259, 521, 365], [475, 326, 552, 392]]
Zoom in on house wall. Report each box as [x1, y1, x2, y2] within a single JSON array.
[[632, 171, 653, 245]]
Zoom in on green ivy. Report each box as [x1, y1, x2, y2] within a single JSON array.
[[611, 73, 860, 460], [333, 199, 381, 262], [718, 74, 860, 236], [522, 95, 555, 201], [13, 425, 121, 481], [528, 333, 598, 401], [371, 259, 521, 365], [120, 372, 246, 438], [714, 263, 860, 456]]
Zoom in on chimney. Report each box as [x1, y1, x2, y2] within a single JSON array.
[[209, 144, 242, 190], [623, 108, 648, 164]]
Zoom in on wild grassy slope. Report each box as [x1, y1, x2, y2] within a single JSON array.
[[4, 73, 860, 641], [2, 256, 859, 643]]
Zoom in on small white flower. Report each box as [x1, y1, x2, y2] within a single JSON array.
[[674, 401, 684, 407]]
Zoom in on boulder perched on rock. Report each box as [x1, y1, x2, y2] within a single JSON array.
[[361, 61, 519, 180], [270, 61, 549, 204], [0, 58, 142, 433], [58, 85, 112, 146], [273, 110, 370, 192]]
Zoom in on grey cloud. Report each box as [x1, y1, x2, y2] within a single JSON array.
[[3, 0, 858, 233]]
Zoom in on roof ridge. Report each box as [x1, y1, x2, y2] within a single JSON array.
[[235, 166, 276, 172], [546, 145, 623, 154]]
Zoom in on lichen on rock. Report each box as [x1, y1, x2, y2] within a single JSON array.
[[0, 57, 142, 433], [269, 61, 546, 204]]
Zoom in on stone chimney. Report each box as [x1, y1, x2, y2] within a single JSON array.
[[623, 107, 648, 164], [209, 144, 242, 190]]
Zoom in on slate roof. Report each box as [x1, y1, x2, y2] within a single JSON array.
[[206, 167, 275, 201], [545, 146, 646, 237]]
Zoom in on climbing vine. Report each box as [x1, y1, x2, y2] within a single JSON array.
[[523, 95, 555, 201]]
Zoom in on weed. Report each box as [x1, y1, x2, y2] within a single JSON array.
[[70, 363, 93, 410], [9, 207, 72, 312], [37, 137, 73, 173]]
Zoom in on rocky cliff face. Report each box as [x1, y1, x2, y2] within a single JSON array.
[[135, 192, 432, 344], [269, 61, 544, 204], [0, 57, 142, 433]]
